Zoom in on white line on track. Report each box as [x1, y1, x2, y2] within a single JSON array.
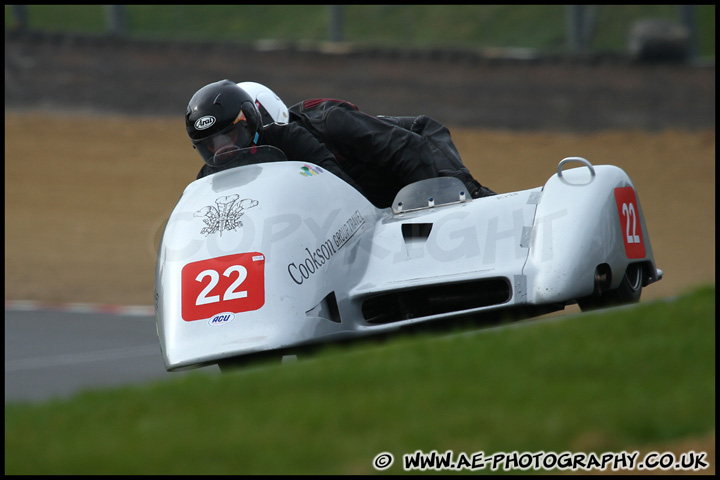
[[5, 344, 161, 372]]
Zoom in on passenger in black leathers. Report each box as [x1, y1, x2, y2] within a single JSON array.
[[288, 98, 496, 208], [185, 80, 362, 193], [222, 81, 495, 208]]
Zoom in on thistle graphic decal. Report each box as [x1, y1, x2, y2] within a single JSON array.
[[194, 194, 258, 236]]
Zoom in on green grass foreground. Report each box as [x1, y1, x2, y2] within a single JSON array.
[[5, 285, 715, 474]]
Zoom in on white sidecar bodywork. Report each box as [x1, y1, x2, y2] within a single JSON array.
[[155, 152, 662, 371]]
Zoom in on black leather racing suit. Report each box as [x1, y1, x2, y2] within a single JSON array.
[[288, 98, 491, 208]]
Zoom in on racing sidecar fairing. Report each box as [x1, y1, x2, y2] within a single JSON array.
[[154, 148, 662, 371]]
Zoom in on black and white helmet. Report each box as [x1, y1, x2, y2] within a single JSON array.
[[185, 79, 262, 167], [238, 81, 289, 125]]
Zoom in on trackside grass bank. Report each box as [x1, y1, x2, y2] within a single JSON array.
[[4, 5, 716, 57], [4, 285, 715, 474]]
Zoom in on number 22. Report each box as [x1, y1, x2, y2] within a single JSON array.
[[622, 202, 641, 244], [195, 265, 248, 306]]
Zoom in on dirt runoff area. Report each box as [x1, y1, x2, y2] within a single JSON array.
[[4, 112, 714, 306], [3, 111, 715, 472]]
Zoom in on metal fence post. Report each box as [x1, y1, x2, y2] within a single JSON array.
[[679, 5, 698, 61], [566, 5, 597, 53], [106, 5, 126, 37], [329, 5, 343, 42], [566, 5, 585, 53], [10, 5, 28, 31]]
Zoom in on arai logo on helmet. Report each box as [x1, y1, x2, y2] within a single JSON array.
[[195, 115, 216, 130], [208, 312, 235, 326]]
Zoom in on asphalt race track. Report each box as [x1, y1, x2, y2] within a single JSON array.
[[4, 307, 219, 404], [2, 303, 569, 404]]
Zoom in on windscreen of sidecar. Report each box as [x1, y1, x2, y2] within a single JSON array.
[[391, 176, 471, 214], [209, 145, 288, 170]]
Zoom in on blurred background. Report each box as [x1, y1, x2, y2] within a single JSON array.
[[4, 5, 715, 58], [4, 5, 715, 306], [5, 5, 715, 128]]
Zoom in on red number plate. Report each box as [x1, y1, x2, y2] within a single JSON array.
[[181, 252, 265, 321], [613, 187, 646, 259]]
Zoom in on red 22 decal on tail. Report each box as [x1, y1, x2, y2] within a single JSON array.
[[182, 252, 265, 321], [613, 187, 646, 259]]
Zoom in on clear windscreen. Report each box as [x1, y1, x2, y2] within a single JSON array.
[[391, 176, 471, 214]]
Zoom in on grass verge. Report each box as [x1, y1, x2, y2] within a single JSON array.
[[5, 5, 715, 57], [4, 285, 715, 474]]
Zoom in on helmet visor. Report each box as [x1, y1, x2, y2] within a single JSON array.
[[193, 121, 253, 167]]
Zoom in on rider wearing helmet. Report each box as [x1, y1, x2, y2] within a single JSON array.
[[185, 79, 362, 190], [238, 81, 289, 125], [239, 82, 495, 208], [186, 79, 263, 168]]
